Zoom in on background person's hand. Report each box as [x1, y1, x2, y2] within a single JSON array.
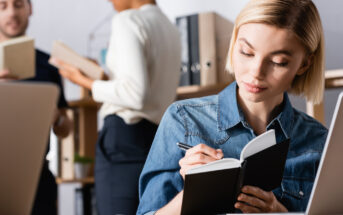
[[178, 143, 223, 180], [0, 69, 19, 81], [50, 57, 93, 90], [235, 185, 288, 213]]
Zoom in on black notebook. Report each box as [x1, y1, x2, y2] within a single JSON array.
[[181, 129, 290, 215]]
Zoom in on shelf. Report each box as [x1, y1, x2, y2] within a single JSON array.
[[325, 69, 343, 89], [176, 82, 229, 100], [56, 177, 94, 184], [68, 98, 100, 108]]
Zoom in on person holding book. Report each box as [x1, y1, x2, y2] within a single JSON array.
[[0, 0, 72, 214], [137, 0, 328, 214], [52, 0, 181, 214]]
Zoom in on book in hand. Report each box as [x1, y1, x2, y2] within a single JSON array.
[[49, 40, 104, 80], [0, 36, 35, 79], [181, 129, 290, 215]]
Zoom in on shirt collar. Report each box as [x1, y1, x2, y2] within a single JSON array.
[[217, 82, 294, 139], [217, 81, 242, 131], [267, 93, 293, 140]]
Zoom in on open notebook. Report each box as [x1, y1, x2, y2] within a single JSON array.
[[234, 92, 343, 215]]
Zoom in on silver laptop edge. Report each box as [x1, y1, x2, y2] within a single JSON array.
[[306, 92, 343, 215]]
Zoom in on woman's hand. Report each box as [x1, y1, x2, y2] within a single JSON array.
[[50, 57, 94, 90], [178, 143, 223, 180], [235, 185, 288, 213]]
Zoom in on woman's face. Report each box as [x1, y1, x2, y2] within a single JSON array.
[[232, 23, 309, 106], [108, 0, 132, 12]]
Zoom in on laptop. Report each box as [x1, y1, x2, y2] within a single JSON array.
[[305, 91, 343, 214], [230, 92, 343, 215], [0, 82, 58, 215]]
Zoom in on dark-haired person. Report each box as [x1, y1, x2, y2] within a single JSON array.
[[53, 0, 181, 214], [0, 0, 72, 214]]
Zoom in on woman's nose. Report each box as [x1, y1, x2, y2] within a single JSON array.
[[249, 58, 266, 79]]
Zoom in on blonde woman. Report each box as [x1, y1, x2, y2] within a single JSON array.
[[138, 0, 327, 214]]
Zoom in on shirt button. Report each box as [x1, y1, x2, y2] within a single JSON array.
[[299, 191, 304, 196]]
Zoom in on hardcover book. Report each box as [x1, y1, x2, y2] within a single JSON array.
[[0, 36, 35, 79], [181, 129, 290, 215], [49, 40, 104, 80]]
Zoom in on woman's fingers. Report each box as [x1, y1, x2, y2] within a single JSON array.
[[241, 186, 273, 203], [235, 186, 288, 213], [234, 202, 260, 213], [185, 143, 223, 159], [179, 143, 223, 179], [237, 192, 267, 209]]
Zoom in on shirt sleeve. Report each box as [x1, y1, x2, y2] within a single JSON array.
[[137, 103, 186, 215], [91, 15, 149, 110]]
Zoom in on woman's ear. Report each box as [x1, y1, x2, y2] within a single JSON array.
[[297, 54, 314, 76]]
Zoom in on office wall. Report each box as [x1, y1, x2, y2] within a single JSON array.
[[27, 0, 343, 125]]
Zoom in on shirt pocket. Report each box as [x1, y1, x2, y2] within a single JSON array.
[[187, 134, 230, 148], [280, 177, 313, 212]]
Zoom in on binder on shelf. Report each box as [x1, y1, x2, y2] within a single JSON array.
[[60, 109, 77, 179], [198, 12, 217, 86], [176, 16, 192, 86], [176, 12, 234, 86], [214, 14, 235, 84], [189, 14, 200, 85]]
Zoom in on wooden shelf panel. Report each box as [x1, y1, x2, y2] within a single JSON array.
[[56, 177, 94, 184], [68, 98, 100, 108], [176, 83, 229, 100], [325, 78, 343, 89], [325, 69, 343, 89]]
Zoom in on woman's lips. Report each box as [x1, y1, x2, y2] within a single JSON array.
[[243, 82, 267, 93]]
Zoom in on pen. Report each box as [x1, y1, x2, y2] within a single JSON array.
[[176, 142, 193, 151]]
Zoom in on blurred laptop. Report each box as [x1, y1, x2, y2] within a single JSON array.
[[305, 91, 343, 214], [0, 82, 58, 215], [231, 92, 343, 215]]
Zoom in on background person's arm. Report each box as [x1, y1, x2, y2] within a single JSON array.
[[52, 108, 72, 138]]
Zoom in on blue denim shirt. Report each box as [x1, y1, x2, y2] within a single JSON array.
[[137, 82, 327, 215]]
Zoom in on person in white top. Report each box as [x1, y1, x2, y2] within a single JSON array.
[[53, 0, 181, 214]]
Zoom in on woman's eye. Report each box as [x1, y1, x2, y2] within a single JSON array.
[[272, 61, 288, 67], [240, 50, 253, 57], [0, 3, 6, 10]]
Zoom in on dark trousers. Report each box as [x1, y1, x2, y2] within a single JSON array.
[[95, 115, 158, 215], [31, 161, 57, 215]]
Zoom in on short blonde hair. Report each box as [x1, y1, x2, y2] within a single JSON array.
[[226, 0, 325, 104]]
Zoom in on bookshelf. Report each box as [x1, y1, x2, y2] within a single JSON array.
[[59, 96, 100, 180], [307, 69, 343, 125], [57, 83, 230, 185]]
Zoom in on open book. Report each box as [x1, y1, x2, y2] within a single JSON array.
[[0, 36, 35, 79], [181, 129, 290, 215], [49, 40, 104, 80]]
